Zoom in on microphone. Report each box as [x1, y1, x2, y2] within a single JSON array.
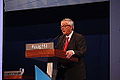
[[51, 34, 61, 49], [42, 38, 53, 43], [42, 34, 61, 43], [51, 34, 61, 42]]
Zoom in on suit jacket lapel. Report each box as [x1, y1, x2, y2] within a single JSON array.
[[59, 32, 75, 50]]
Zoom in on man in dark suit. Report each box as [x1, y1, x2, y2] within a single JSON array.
[[56, 18, 87, 80]]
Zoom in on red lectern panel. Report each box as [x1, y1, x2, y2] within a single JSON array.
[[25, 49, 78, 62]]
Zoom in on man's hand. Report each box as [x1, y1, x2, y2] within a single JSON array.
[[66, 50, 75, 59]]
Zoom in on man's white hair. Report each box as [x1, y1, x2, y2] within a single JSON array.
[[61, 18, 74, 30]]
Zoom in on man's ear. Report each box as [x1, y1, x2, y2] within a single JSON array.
[[71, 26, 74, 30]]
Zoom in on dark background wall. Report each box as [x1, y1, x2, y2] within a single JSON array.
[[3, 1, 109, 80]]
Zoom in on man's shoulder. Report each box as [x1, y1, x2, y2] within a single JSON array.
[[73, 32, 83, 37]]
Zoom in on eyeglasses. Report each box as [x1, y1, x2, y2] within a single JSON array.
[[60, 25, 71, 28]]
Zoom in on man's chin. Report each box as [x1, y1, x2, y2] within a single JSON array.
[[62, 32, 66, 35]]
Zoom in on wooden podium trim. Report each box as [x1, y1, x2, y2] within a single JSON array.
[[25, 49, 78, 62], [26, 49, 55, 58], [4, 75, 22, 79]]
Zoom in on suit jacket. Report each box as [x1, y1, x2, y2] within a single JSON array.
[[56, 32, 87, 80]]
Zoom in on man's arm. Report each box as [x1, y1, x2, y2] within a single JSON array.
[[74, 35, 87, 57], [66, 35, 87, 58]]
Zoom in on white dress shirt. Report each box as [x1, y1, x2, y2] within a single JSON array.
[[66, 31, 75, 55]]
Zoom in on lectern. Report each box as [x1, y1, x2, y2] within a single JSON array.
[[25, 42, 78, 79], [25, 42, 78, 62]]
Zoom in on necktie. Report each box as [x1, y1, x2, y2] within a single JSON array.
[[63, 37, 69, 51]]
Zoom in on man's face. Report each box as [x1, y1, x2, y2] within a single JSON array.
[[61, 21, 72, 35]]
